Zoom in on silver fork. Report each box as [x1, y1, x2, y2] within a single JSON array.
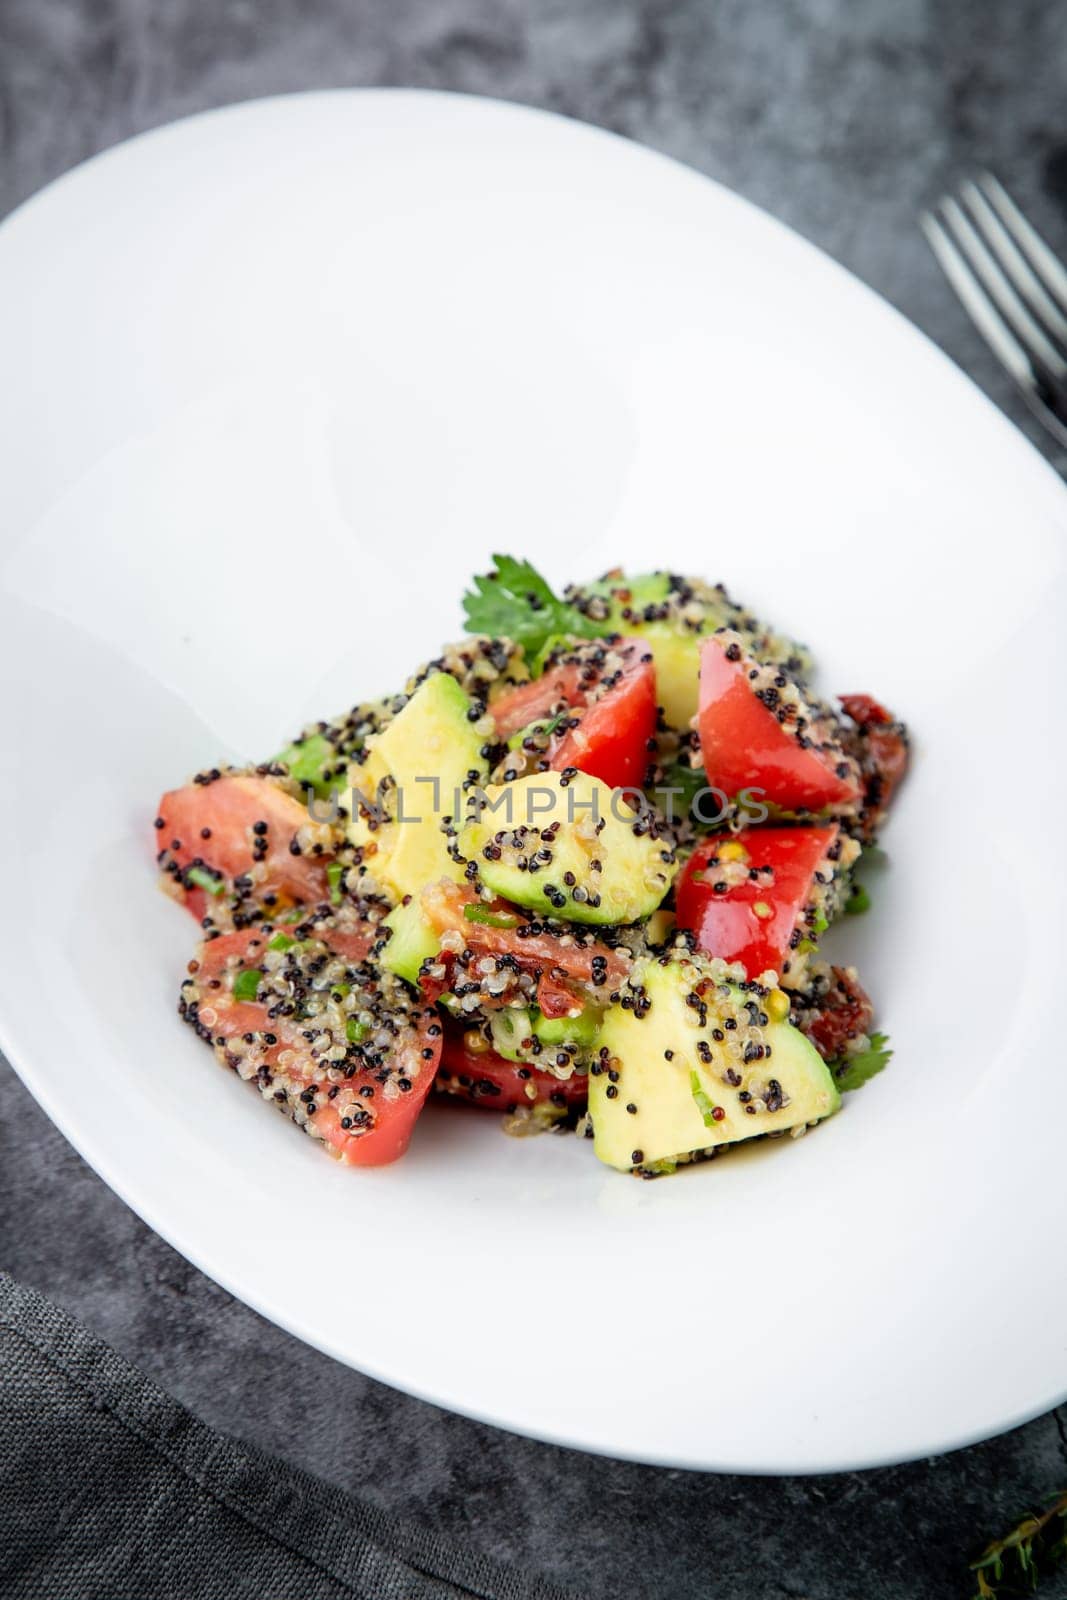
[[921, 174, 1067, 451]]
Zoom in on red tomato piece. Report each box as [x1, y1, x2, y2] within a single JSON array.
[[675, 825, 839, 979], [697, 635, 861, 813], [156, 773, 332, 916], [794, 966, 875, 1063], [421, 881, 630, 995], [436, 1032, 588, 1114], [182, 911, 440, 1166], [491, 639, 656, 791], [537, 970, 582, 1020], [838, 693, 910, 838]]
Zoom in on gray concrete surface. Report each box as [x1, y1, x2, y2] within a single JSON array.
[[2, 3, 1067, 1595]]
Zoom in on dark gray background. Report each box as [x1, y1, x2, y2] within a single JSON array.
[[2, 3, 1066, 1596]]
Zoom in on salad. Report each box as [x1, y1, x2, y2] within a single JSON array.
[[155, 559, 909, 1178]]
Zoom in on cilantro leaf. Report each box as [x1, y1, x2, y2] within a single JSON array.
[[462, 555, 605, 657], [833, 1032, 892, 1092], [649, 760, 708, 824]]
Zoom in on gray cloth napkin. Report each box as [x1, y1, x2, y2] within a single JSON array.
[[0, 1273, 577, 1600]]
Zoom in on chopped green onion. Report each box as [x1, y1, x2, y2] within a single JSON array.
[[845, 883, 871, 915], [327, 862, 345, 905], [346, 1019, 367, 1044], [690, 1069, 720, 1128], [268, 932, 295, 952], [812, 910, 830, 935], [506, 711, 566, 751], [187, 865, 225, 897], [233, 969, 263, 1002], [279, 907, 303, 924], [463, 904, 521, 929], [331, 983, 351, 1000]]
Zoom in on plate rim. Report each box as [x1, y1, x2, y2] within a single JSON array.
[[3, 85, 1067, 1474]]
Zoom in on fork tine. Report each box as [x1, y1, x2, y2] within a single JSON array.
[[978, 174, 1067, 316], [919, 210, 1040, 389], [960, 179, 1067, 349], [937, 196, 1067, 377]]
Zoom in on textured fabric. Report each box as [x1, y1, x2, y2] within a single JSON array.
[[0, 1274, 577, 1600]]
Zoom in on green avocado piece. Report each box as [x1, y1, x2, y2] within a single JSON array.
[[380, 896, 441, 987], [459, 772, 675, 926], [275, 732, 336, 798], [590, 952, 840, 1173], [348, 672, 488, 901], [533, 1004, 601, 1049]]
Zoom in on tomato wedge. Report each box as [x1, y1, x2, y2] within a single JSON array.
[[675, 825, 841, 980], [156, 772, 333, 918], [491, 638, 656, 791], [181, 909, 440, 1166], [697, 633, 861, 813], [436, 1031, 588, 1114]]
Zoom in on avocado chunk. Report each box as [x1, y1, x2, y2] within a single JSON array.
[[590, 951, 839, 1173], [533, 1004, 600, 1049], [275, 732, 336, 798], [380, 896, 441, 987], [347, 672, 488, 901], [459, 772, 675, 926], [573, 572, 811, 730]]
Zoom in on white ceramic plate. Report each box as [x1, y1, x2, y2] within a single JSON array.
[[2, 90, 1065, 1474]]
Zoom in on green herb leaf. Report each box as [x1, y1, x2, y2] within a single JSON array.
[[464, 904, 521, 929], [268, 932, 295, 952], [845, 882, 871, 915], [462, 555, 605, 657], [506, 712, 566, 752], [833, 1032, 892, 1093], [650, 760, 708, 823], [327, 862, 345, 905], [233, 968, 263, 1002], [529, 634, 575, 678], [346, 1018, 367, 1044], [187, 865, 225, 897], [812, 909, 830, 936], [689, 1069, 720, 1128], [970, 1490, 1067, 1598]]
